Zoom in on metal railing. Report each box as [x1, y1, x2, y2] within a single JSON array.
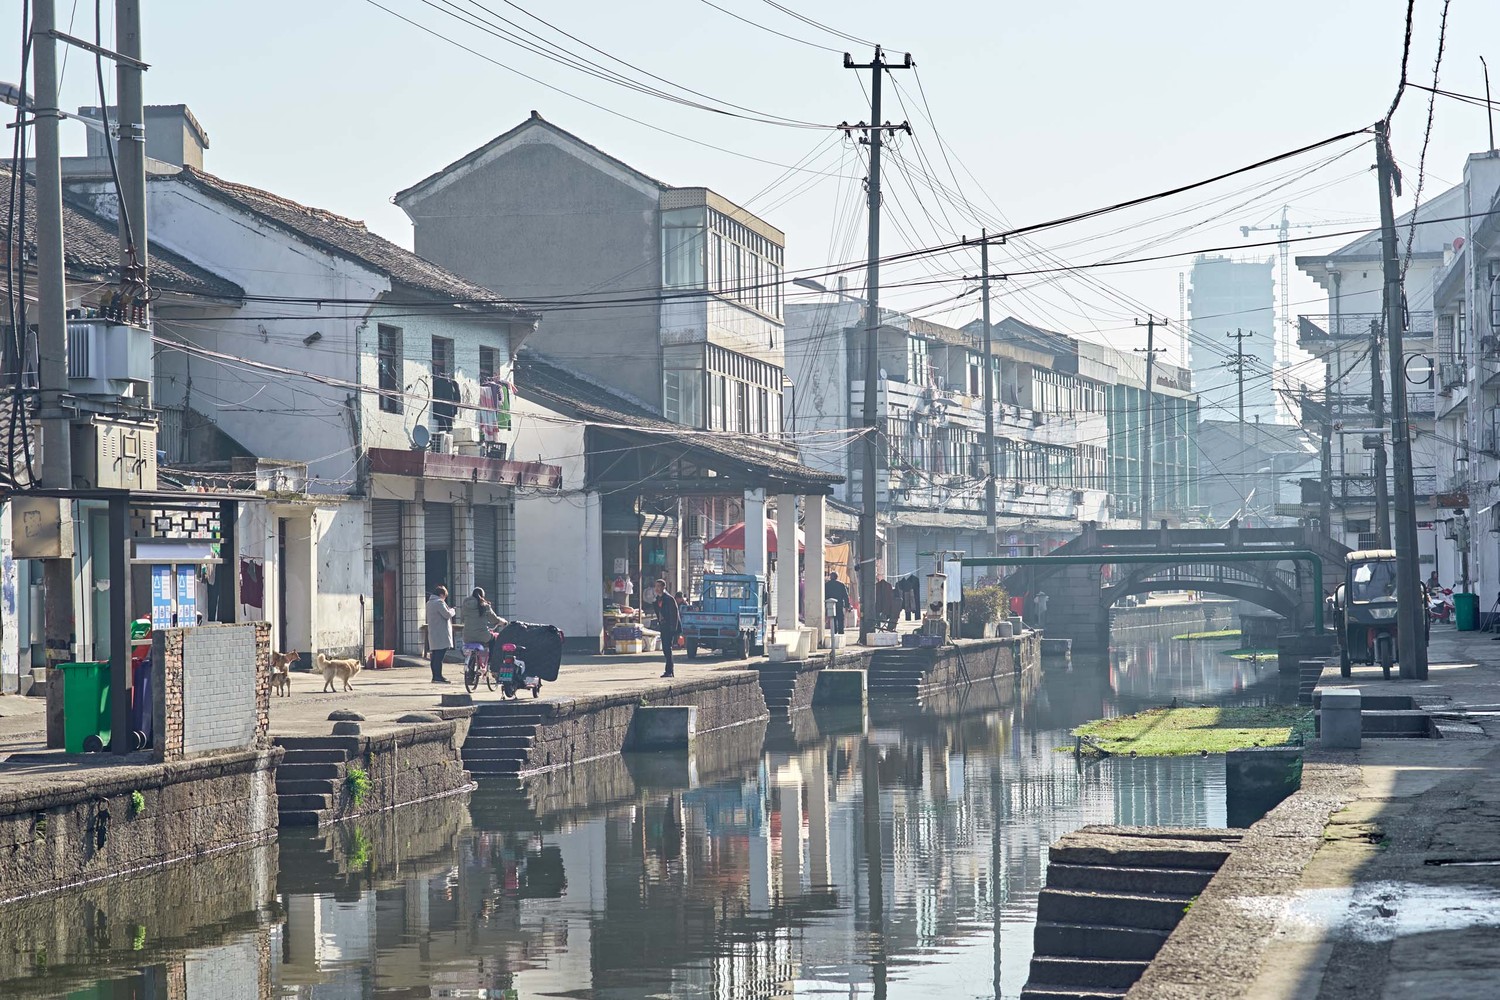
[[1298, 310, 1434, 342]]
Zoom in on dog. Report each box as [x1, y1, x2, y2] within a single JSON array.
[[316, 652, 362, 693], [269, 650, 298, 697]]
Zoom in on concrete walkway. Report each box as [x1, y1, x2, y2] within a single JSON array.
[[1132, 624, 1500, 1000]]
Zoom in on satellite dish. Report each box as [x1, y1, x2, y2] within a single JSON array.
[[1454, 236, 1466, 252], [411, 424, 431, 450]]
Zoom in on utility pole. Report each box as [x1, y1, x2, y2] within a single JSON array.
[[1135, 318, 1167, 527], [1366, 318, 1391, 547], [1374, 119, 1427, 679], [1225, 329, 1254, 511], [842, 46, 912, 643], [963, 230, 1004, 553], [116, 0, 147, 293], [32, 0, 76, 670]]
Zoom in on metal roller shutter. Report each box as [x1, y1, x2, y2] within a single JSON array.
[[474, 506, 498, 602], [371, 499, 402, 548], [424, 502, 453, 549]]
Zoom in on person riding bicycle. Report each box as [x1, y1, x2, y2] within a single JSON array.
[[461, 587, 507, 674]]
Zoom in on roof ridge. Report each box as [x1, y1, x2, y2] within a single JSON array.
[[179, 166, 369, 231]]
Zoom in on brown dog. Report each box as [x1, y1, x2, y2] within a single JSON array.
[[317, 652, 361, 692], [270, 650, 298, 697]]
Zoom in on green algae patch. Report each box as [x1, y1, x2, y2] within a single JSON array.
[[1070, 705, 1308, 756], [1172, 629, 1242, 641]]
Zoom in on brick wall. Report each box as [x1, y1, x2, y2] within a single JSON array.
[[153, 622, 271, 761]]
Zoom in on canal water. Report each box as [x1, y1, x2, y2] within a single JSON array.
[[5, 638, 1285, 1000]]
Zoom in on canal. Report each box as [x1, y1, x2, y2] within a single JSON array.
[[5, 637, 1284, 999]]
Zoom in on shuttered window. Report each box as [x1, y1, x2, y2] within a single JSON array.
[[371, 500, 402, 548], [474, 506, 498, 604]]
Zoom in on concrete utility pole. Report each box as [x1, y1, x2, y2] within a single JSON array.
[[1135, 318, 1167, 527], [963, 230, 1005, 553], [1374, 120, 1427, 679], [842, 46, 912, 643], [1366, 318, 1392, 547], [31, 0, 77, 670], [1225, 329, 1254, 514], [116, 0, 147, 289]]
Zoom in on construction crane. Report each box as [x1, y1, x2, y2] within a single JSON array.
[[1240, 206, 1316, 374]]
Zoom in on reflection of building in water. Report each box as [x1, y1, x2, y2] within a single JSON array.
[[43, 651, 1243, 1000]]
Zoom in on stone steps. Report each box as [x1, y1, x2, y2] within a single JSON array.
[[1022, 828, 1236, 999], [463, 735, 536, 750], [1027, 957, 1148, 990], [1031, 922, 1169, 961], [1043, 863, 1216, 897], [275, 747, 350, 828], [1036, 888, 1196, 932]]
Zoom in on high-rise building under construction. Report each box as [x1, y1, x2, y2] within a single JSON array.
[[1188, 255, 1278, 425]]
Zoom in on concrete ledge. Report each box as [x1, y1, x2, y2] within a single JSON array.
[[813, 669, 866, 706], [625, 705, 698, 751], [1318, 687, 1362, 749]]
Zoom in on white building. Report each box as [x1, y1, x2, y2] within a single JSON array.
[[1295, 180, 1466, 572], [67, 111, 558, 659]]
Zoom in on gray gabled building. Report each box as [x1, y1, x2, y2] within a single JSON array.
[[395, 112, 788, 434]]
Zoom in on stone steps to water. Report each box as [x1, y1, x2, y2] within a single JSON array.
[[463, 703, 544, 774], [1031, 921, 1169, 961], [277, 761, 344, 781], [278, 792, 334, 812], [1037, 888, 1195, 932], [278, 809, 327, 828], [1043, 863, 1215, 897], [1027, 957, 1148, 990], [1022, 827, 1236, 999], [276, 777, 340, 796], [275, 745, 353, 827], [463, 734, 535, 750]]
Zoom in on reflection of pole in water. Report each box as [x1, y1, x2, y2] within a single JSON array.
[[805, 746, 831, 888], [991, 766, 1003, 1000], [862, 740, 887, 999], [774, 761, 804, 898]]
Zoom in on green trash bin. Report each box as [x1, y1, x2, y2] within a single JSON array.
[[58, 662, 111, 754], [1455, 592, 1479, 632]]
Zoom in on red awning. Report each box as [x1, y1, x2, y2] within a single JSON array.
[[704, 520, 805, 554]]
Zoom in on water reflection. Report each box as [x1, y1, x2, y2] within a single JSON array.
[[15, 636, 1276, 1000]]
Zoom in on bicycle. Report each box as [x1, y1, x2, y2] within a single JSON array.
[[463, 639, 496, 693]]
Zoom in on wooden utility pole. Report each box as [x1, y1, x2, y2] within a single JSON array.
[[842, 46, 912, 643], [1135, 318, 1167, 527], [1374, 119, 1426, 678]]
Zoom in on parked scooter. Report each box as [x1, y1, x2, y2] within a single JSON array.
[[1428, 587, 1453, 623], [491, 621, 565, 700]]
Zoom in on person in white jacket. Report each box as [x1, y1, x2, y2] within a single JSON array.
[[426, 585, 457, 684]]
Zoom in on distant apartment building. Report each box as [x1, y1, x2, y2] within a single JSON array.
[[786, 304, 1202, 574], [1189, 255, 1277, 425]]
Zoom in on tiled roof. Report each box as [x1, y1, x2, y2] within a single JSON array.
[[0, 163, 242, 300], [170, 167, 537, 319], [513, 350, 842, 491]]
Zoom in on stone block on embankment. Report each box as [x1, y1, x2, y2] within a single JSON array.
[[1226, 746, 1302, 828], [625, 705, 697, 751], [813, 668, 866, 707], [1318, 687, 1362, 749]]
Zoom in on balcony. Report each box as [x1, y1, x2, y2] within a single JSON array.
[[1439, 361, 1468, 395], [1298, 311, 1434, 347]]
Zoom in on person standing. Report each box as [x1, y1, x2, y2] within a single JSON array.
[[1034, 591, 1049, 629], [652, 579, 681, 678], [825, 570, 851, 638], [426, 584, 457, 684]]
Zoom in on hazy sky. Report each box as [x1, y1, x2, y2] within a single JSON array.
[[8, 0, 1499, 417]]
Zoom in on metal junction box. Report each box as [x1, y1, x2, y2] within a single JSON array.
[[66, 320, 153, 397], [72, 418, 158, 490]]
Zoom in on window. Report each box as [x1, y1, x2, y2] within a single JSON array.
[[480, 345, 500, 384], [907, 336, 929, 385], [431, 336, 456, 432], [662, 208, 706, 289], [431, 336, 454, 379], [756, 387, 769, 434], [377, 324, 402, 414], [1491, 260, 1500, 330], [967, 352, 982, 396]]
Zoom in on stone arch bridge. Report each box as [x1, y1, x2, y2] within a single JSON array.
[[992, 524, 1349, 650]]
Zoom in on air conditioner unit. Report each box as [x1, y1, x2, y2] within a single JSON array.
[[67, 320, 152, 397], [431, 431, 454, 455], [450, 425, 480, 446], [690, 514, 709, 539]]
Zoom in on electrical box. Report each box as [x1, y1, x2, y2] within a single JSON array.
[[73, 419, 158, 490], [12, 496, 74, 559]]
